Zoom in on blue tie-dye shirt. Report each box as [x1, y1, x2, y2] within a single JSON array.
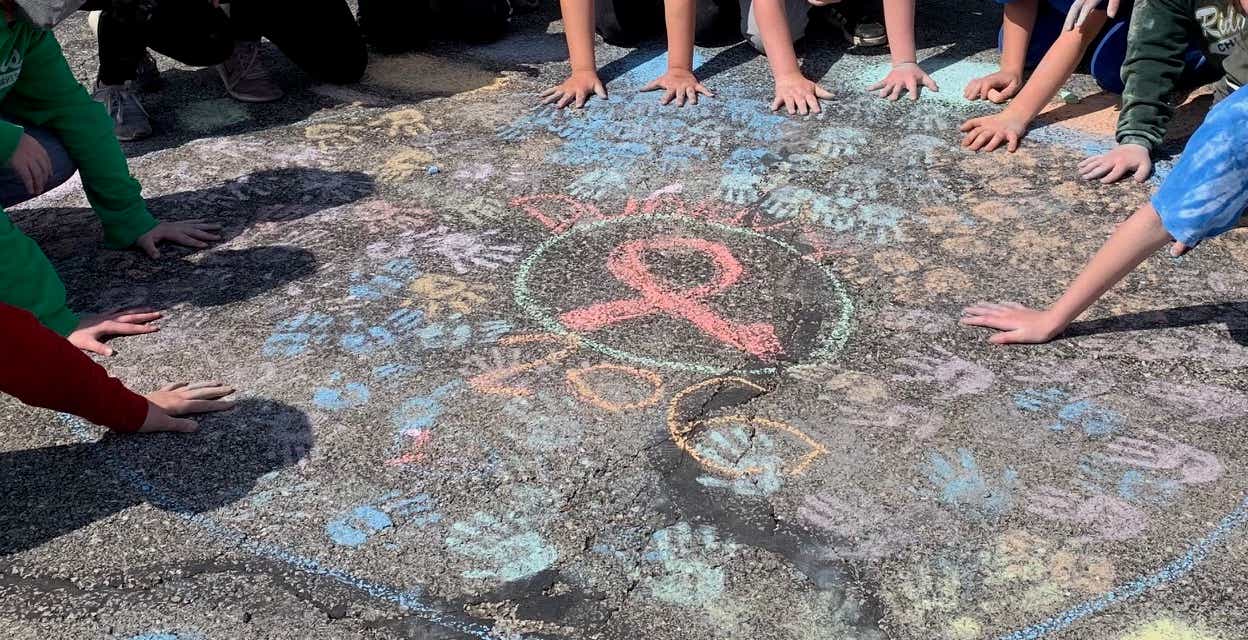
[[1152, 85, 1248, 247]]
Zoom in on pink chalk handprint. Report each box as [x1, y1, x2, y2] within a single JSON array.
[[1102, 428, 1224, 484]]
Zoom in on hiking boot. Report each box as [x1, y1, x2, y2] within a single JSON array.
[[134, 51, 162, 92], [216, 40, 284, 103], [821, 3, 888, 47], [92, 82, 153, 141]]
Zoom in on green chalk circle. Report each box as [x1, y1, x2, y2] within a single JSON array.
[[513, 214, 855, 375]]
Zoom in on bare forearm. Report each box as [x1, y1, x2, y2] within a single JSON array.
[[882, 0, 917, 64], [1004, 12, 1106, 121], [1000, 0, 1038, 75], [664, 0, 697, 70], [1046, 204, 1172, 329], [755, 0, 802, 77], [561, 0, 597, 72]]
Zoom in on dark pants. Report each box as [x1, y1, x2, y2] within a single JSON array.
[[0, 121, 77, 209], [357, 0, 512, 53], [86, 0, 367, 86], [593, 0, 743, 47]]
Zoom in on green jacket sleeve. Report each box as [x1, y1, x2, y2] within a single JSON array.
[[1116, 0, 1198, 152], [0, 212, 78, 335], [0, 29, 157, 248]]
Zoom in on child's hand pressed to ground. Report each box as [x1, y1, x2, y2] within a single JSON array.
[[69, 309, 162, 356], [542, 70, 608, 109], [1078, 143, 1152, 183], [135, 220, 223, 258], [960, 303, 1064, 344], [869, 62, 939, 101], [643, 68, 713, 106], [141, 382, 237, 433], [772, 72, 833, 115], [964, 71, 1022, 103], [9, 133, 53, 196], [960, 111, 1027, 152]]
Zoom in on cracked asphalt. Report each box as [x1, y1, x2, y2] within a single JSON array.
[[2, 3, 1248, 640]]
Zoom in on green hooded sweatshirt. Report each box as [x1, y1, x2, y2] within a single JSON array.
[[0, 17, 158, 336], [1118, 0, 1248, 152]]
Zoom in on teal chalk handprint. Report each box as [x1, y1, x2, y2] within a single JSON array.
[[694, 425, 784, 497], [925, 448, 1019, 518], [445, 512, 557, 582], [642, 523, 737, 607]]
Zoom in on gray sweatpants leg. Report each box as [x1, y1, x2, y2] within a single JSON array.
[[739, 0, 810, 54]]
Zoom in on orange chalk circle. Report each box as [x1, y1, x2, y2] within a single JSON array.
[[666, 377, 827, 478], [467, 333, 579, 397], [566, 364, 665, 413]]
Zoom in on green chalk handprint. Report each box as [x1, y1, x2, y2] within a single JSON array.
[[642, 522, 737, 607], [445, 512, 557, 583]]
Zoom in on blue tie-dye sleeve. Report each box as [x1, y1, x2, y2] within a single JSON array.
[[1151, 86, 1248, 247]]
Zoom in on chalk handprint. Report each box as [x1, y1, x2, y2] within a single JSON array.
[[1078, 455, 1181, 507], [1102, 428, 1224, 484], [1025, 487, 1147, 541], [262, 312, 334, 357], [799, 488, 934, 560], [760, 186, 828, 220], [348, 259, 421, 301], [379, 149, 434, 183], [371, 108, 432, 138], [326, 491, 442, 548], [642, 523, 735, 606], [845, 403, 945, 440], [305, 122, 366, 149], [1014, 388, 1126, 438], [813, 127, 869, 158], [445, 512, 558, 582], [694, 424, 785, 497], [719, 173, 764, 205], [926, 448, 1019, 518], [313, 372, 371, 410], [894, 348, 994, 400], [568, 168, 628, 201], [412, 226, 521, 275], [501, 393, 585, 452]]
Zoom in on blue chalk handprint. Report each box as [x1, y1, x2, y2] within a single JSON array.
[[445, 512, 558, 582], [925, 448, 1019, 518], [719, 173, 764, 205], [760, 186, 828, 220], [642, 523, 736, 607], [1014, 388, 1126, 438], [568, 168, 629, 201], [326, 491, 442, 548], [313, 371, 371, 410], [348, 258, 421, 301], [262, 311, 334, 357], [694, 425, 784, 497]]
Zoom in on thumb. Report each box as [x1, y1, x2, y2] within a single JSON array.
[[594, 82, 608, 99], [923, 76, 939, 91], [814, 84, 834, 99], [641, 79, 661, 92], [988, 332, 1016, 345], [84, 339, 115, 357], [1170, 242, 1191, 257], [138, 237, 160, 259]]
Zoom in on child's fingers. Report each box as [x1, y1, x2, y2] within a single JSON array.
[[17, 164, 35, 196], [102, 320, 160, 336], [1100, 163, 1130, 184], [1170, 242, 1192, 257], [770, 95, 783, 112], [796, 98, 809, 115], [539, 87, 558, 98], [907, 78, 919, 100], [988, 331, 1022, 345], [1062, 2, 1080, 30], [161, 382, 190, 392], [641, 80, 662, 92], [1076, 155, 1100, 170], [593, 83, 608, 100], [115, 311, 163, 324], [786, 97, 797, 115], [814, 84, 833, 100], [686, 88, 698, 105], [185, 399, 237, 414], [1080, 161, 1111, 181], [695, 83, 713, 97], [888, 83, 903, 101], [964, 80, 978, 100], [1006, 132, 1020, 152], [556, 93, 574, 108], [661, 89, 675, 105], [868, 79, 886, 92], [541, 91, 562, 105], [1132, 162, 1151, 182], [182, 384, 235, 400], [923, 76, 939, 92], [805, 94, 821, 114], [674, 90, 686, 107], [959, 118, 980, 133]]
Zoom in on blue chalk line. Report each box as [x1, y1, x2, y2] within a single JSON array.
[[57, 414, 513, 640]]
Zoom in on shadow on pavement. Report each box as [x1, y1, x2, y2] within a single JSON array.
[[0, 399, 313, 556]]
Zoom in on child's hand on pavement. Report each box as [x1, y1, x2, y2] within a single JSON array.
[[961, 302, 1063, 344], [9, 133, 53, 197], [1078, 144, 1152, 183], [960, 111, 1028, 152], [141, 382, 237, 433], [69, 309, 162, 356], [964, 71, 1021, 103], [869, 62, 939, 101], [542, 70, 607, 109], [135, 220, 223, 258], [642, 69, 713, 106], [772, 72, 833, 115]]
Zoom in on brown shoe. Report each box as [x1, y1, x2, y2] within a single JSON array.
[[216, 40, 284, 103]]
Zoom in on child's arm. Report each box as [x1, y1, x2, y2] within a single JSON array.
[[0, 303, 235, 433], [1, 29, 220, 254], [867, 0, 939, 101], [755, 0, 832, 114], [961, 203, 1172, 344], [1079, 0, 1193, 182], [641, 0, 713, 106], [543, 0, 607, 109], [964, 0, 1036, 102], [960, 10, 1107, 152]]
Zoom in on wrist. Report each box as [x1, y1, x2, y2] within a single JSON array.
[[891, 60, 918, 68]]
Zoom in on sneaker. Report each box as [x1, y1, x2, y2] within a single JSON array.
[[216, 40, 284, 103], [821, 4, 888, 47], [134, 51, 162, 92], [92, 82, 153, 141]]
